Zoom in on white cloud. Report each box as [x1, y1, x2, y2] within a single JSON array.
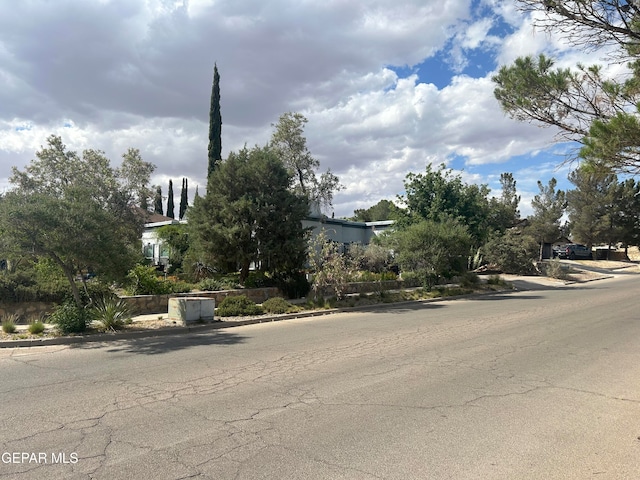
[[0, 0, 601, 218]]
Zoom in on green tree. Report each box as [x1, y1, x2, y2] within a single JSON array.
[[0, 135, 151, 308], [179, 177, 188, 220], [401, 164, 491, 246], [154, 186, 163, 215], [352, 199, 402, 222], [486, 172, 522, 234], [167, 179, 175, 219], [270, 112, 341, 210], [527, 178, 567, 251], [493, 2, 640, 173], [207, 63, 222, 178], [613, 178, 640, 254], [498, 172, 520, 223], [188, 145, 309, 283], [118, 148, 155, 210], [385, 219, 471, 288], [566, 166, 618, 249], [156, 223, 190, 273]]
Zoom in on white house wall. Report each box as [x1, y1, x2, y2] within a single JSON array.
[[143, 216, 394, 266]]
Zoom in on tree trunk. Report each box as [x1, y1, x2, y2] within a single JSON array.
[[240, 260, 250, 284], [51, 254, 83, 308]]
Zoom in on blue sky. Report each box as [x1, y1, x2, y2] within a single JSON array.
[[0, 0, 598, 218]]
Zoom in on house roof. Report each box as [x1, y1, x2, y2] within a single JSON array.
[[144, 211, 176, 223]]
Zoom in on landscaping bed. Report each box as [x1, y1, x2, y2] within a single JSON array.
[[0, 281, 511, 343]]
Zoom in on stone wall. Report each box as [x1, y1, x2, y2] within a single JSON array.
[[0, 302, 56, 322], [120, 288, 281, 315], [0, 288, 282, 320]]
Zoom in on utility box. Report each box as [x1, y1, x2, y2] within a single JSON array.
[[168, 297, 215, 325]]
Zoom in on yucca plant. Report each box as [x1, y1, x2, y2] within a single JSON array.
[[90, 296, 134, 332]]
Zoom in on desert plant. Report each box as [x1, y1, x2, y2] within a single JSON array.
[[486, 275, 508, 286], [1, 314, 19, 334], [49, 302, 88, 334], [198, 278, 224, 291], [262, 297, 294, 314], [543, 258, 569, 280], [216, 295, 264, 317], [27, 320, 46, 335], [90, 296, 134, 332]]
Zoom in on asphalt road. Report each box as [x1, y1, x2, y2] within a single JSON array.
[[1, 273, 640, 479]]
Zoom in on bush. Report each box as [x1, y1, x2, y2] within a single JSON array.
[[262, 297, 296, 314], [216, 295, 264, 317], [49, 302, 88, 334], [27, 320, 46, 335], [273, 271, 310, 299], [542, 258, 569, 280], [389, 219, 472, 289], [169, 281, 193, 294], [244, 271, 274, 288], [352, 271, 397, 282], [1, 314, 18, 334], [90, 296, 134, 332], [198, 278, 225, 291], [125, 265, 173, 295], [399, 271, 424, 288], [486, 275, 508, 286], [482, 231, 539, 275], [459, 271, 480, 288]]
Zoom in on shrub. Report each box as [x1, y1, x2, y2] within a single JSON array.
[[273, 271, 310, 299], [389, 219, 472, 289], [125, 264, 173, 295], [49, 302, 88, 334], [28, 320, 45, 335], [169, 281, 193, 294], [90, 296, 134, 332], [198, 278, 225, 291], [542, 258, 569, 280], [459, 271, 480, 288], [1, 314, 18, 334], [262, 297, 295, 314], [244, 272, 274, 288], [486, 275, 508, 286], [360, 243, 395, 273], [482, 231, 539, 275], [399, 271, 423, 288], [216, 295, 264, 317]]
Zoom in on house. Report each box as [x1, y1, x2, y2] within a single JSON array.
[[141, 212, 186, 267], [302, 213, 394, 250], [141, 211, 395, 267]]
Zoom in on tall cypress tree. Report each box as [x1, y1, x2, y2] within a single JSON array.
[[207, 63, 222, 179], [179, 177, 189, 219], [154, 186, 163, 215], [167, 180, 175, 219]]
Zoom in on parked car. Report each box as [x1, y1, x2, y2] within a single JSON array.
[[556, 244, 593, 260]]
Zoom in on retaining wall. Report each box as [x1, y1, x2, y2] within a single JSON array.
[[0, 281, 410, 320]]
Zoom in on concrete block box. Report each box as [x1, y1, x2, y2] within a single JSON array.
[[168, 297, 215, 325]]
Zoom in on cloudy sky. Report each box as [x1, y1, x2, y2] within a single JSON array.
[[0, 0, 597, 218]]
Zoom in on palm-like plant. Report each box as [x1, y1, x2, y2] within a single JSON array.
[[90, 296, 134, 332]]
